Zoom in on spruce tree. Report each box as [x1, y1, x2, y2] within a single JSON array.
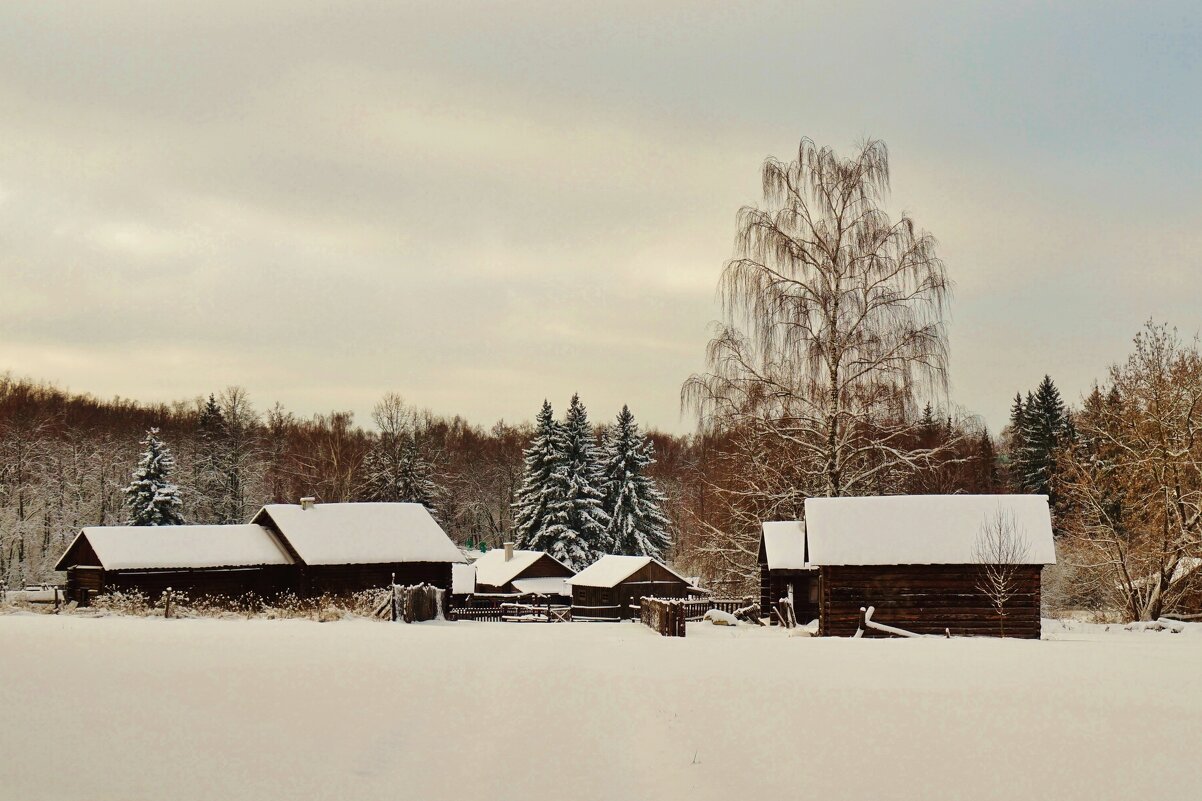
[[363, 432, 440, 512], [1013, 376, 1073, 504], [976, 430, 999, 492], [124, 428, 184, 526], [601, 405, 672, 560], [194, 393, 226, 523], [541, 394, 611, 569], [512, 401, 564, 551]]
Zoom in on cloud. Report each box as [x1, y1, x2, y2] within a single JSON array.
[[1, 2, 1200, 433]]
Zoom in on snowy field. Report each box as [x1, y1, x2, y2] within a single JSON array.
[[2, 615, 1200, 801]]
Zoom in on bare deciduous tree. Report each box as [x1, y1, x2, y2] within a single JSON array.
[[680, 137, 956, 590], [1060, 322, 1202, 621], [974, 508, 1031, 637]]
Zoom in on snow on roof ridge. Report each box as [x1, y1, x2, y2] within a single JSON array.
[[59, 524, 295, 571], [803, 494, 1057, 566], [761, 520, 808, 570], [568, 554, 689, 588], [471, 548, 559, 587], [253, 502, 466, 566]]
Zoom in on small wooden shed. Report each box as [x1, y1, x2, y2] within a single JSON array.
[[758, 521, 819, 624], [803, 495, 1057, 638], [470, 544, 574, 599], [569, 555, 695, 621], [54, 524, 296, 604]]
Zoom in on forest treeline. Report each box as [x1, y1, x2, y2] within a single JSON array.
[[0, 371, 997, 591]]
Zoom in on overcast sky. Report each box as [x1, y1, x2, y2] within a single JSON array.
[[1, 2, 1200, 434]]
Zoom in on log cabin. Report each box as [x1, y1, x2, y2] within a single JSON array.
[[802, 494, 1057, 638], [469, 542, 574, 600], [55, 499, 466, 604], [250, 500, 464, 596], [758, 521, 819, 624], [55, 524, 296, 604], [569, 555, 697, 621]]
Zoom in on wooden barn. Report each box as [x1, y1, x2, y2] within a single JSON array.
[[758, 521, 819, 624], [250, 500, 464, 596], [569, 555, 696, 621], [55, 499, 466, 604], [470, 542, 574, 600], [55, 524, 296, 604], [803, 494, 1057, 638]]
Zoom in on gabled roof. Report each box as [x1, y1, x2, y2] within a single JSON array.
[[803, 494, 1057, 566], [471, 549, 570, 588], [253, 502, 466, 566], [760, 521, 809, 570], [511, 576, 572, 596], [55, 525, 294, 571], [568, 555, 690, 589]]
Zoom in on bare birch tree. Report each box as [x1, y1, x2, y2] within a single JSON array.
[[1059, 322, 1202, 621], [681, 137, 954, 589], [974, 508, 1031, 637]]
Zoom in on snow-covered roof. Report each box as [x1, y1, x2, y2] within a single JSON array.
[[472, 549, 567, 588], [254, 503, 466, 566], [761, 521, 810, 570], [568, 555, 690, 589], [803, 494, 1057, 566], [56, 525, 294, 571], [511, 577, 572, 596], [452, 563, 476, 595]]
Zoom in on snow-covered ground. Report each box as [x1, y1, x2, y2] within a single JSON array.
[[1, 615, 1199, 801]]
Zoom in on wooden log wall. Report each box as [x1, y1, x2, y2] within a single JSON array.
[[819, 564, 1043, 639], [100, 565, 296, 601], [306, 562, 452, 595]]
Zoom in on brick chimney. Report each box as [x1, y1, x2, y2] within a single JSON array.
[[300, 497, 316, 510], [503, 542, 514, 562]]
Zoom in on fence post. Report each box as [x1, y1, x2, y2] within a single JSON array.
[[165, 588, 173, 619], [390, 573, 398, 622]]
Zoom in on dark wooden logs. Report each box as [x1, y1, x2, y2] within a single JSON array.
[[820, 564, 1043, 638]]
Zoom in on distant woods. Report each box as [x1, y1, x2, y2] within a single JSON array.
[[0, 378, 690, 586]]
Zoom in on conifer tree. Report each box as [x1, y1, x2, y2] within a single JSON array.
[[1011, 376, 1073, 504], [601, 405, 672, 560], [124, 428, 184, 526], [363, 433, 440, 512], [976, 430, 1000, 492], [194, 393, 226, 523], [512, 401, 564, 551], [541, 394, 611, 569]]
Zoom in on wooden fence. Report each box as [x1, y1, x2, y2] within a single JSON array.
[[676, 597, 751, 622], [640, 597, 687, 637], [639, 596, 760, 637], [373, 582, 446, 622], [450, 598, 572, 622], [572, 604, 625, 621]]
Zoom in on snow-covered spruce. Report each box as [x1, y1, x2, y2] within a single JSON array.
[[124, 428, 184, 526], [363, 432, 440, 512], [512, 400, 563, 553], [539, 395, 611, 570], [600, 405, 671, 560]]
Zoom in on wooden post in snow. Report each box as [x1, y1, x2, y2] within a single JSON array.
[[390, 573, 398, 622]]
